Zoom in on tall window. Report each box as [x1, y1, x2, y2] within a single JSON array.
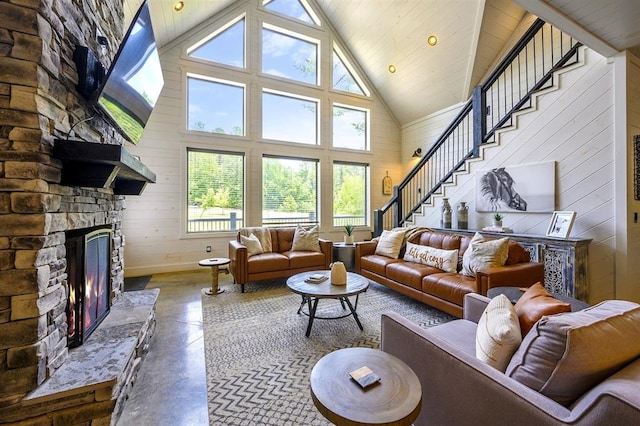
[[333, 104, 368, 150], [187, 75, 245, 135], [262, 156, 318, 226], [263, 90, 318, 144], [187, 16, 245, 68], [333, 162, 368, 226], [187, 150, 244, 233], [262, 25, 319, 85]]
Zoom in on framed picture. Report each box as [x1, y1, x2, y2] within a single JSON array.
[[475, 161, 555, 213], [546, 211, 576, 238]]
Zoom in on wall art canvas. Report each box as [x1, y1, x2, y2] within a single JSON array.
[[475, 161, 555, 213]]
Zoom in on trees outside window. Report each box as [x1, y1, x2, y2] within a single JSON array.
[[262, 156, 318, 226], [187, 149, 244, 233], [333, 162, 368, 226]]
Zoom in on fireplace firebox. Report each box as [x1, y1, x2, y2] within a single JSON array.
[[66, 227, 112, 348]]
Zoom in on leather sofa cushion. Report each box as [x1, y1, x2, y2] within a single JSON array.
[[386, 262, 443, 290], [287, 250, 326, 269], [360, 254, 401, 276], [505, 241, 530, 264], [247, 252, 289, 273], [412, 231, 462, 251], [423, 273, 477, 306], [275, 228, 295, 252]]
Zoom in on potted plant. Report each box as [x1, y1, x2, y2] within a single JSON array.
[[493, 213, 504, 228], [343, 224, 355, 244]]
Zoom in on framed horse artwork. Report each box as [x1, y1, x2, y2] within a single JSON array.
[[475, 161, 555, 213]]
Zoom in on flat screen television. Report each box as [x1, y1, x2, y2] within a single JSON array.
[[95, 0, 164, 144]]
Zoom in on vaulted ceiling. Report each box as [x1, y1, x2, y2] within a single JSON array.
[[122, 0, 640, 127]]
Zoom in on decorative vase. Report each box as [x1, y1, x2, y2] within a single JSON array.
[[493, 220, 503, 228], [440, 198, 452, 228], [344, 235, 354, 244], [330, 261, 347, 285], [457, 201, 468, 229]]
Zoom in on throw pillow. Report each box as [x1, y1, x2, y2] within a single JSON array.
[[513, 282, 571, 336], [239, 227, 272, 253], [240, 233, 264, 257], [291, 225, 321, 252], [403, 242, 458, 273], [506, 300, 640, 406], [374, 229, 405, 258], [461, 232, 509, 277], [476, 294, 522, 372]]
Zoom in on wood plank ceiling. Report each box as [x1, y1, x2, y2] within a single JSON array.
[[122, 0, 640, 126]]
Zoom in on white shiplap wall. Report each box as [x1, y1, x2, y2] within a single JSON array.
[[122, 0, 401, 277], [403, 47, 620, 304]]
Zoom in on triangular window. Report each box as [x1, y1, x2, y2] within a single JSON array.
[[187, 16, 245, 68], [264, 0, 320, 26], [333, 46, 368, 96]]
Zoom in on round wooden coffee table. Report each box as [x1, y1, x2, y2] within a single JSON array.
[[199, 257, 230, 295], [310, 347, 422, 426], [286, 271, 369, 337]]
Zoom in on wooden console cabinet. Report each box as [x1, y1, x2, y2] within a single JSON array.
[[435, 229, 591, 301]]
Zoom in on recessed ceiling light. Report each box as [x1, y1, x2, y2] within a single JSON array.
[[388, 64, 397, 74], [427, 35, 438, 46], [174, 1, 185, 11]]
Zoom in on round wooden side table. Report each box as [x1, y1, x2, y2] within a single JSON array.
[[310, 347, 422, 426], [199, 257, 230, 295]]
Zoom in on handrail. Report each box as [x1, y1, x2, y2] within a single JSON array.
[[374, 19, 582, 236]]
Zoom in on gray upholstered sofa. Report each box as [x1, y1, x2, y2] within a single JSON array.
[[381, 293, 640, 426]]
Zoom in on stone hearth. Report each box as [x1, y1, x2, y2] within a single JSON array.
[[1, 289, 158, 424]]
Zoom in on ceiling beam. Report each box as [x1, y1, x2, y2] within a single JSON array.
[[514, 0, 619, 58]]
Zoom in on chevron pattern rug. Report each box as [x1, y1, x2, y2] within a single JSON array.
[[202, 277, 454, 425]]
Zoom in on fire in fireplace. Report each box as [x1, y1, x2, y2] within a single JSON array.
[[66, 227, 112, 347]]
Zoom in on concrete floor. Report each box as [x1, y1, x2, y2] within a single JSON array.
[[117, 269, 218, 426]]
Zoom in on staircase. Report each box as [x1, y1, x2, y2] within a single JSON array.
[[374, 18, 583, 236]]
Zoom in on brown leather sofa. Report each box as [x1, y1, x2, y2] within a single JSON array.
[[355, 230, 544, 317], [229, 227, 332, 292]]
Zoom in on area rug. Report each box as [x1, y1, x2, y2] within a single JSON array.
[[202, 278, 454, 425]]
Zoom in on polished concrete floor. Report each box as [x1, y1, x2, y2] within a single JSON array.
[[117, 269, 221, 426]]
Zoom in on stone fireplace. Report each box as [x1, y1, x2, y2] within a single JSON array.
[[0, 1, 156, 424]]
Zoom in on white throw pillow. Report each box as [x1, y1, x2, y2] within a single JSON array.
[[461, 232, 509, 277], [240, 233, 264, 257], [403, 242, 458, 273], [374, 230, 405, 258], [476, 294, 522, 372], [291, 225, 321, 252]]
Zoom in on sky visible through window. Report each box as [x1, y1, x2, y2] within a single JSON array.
[[188, 18, 245, 68], [188, 77, 244, 134]]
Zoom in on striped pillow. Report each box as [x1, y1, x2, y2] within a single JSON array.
[[476, 294, 522, 372]]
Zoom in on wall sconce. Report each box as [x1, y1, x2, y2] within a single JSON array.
[[412, 148, 422, 158]]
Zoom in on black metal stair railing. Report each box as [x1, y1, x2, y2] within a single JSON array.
[[374, 18, 582, 236]]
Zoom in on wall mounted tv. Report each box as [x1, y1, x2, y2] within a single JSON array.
[[74, 0, 163, 144]]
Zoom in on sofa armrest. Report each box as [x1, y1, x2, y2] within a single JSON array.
[[318, 238, 333, 268], [476, 262, 545, 295], [228, 240, 248, 284], [463, 293, 490, 323], [380, 312, 572, 426], [354, 241, 377, 273]]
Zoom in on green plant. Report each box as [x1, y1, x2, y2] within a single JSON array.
[[493, 213, 504, 222], [343, 224, 355, 235]]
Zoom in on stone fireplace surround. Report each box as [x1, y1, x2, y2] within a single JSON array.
[[0, 1, 157, 424]]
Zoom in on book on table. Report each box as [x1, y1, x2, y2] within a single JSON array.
[[349, 366, 381, 389], [305, 274, 328, 283]]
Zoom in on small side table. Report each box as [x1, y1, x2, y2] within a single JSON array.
[[199, 257, 230, 295], [310, 347, 422, 425], [333, 242, 356, 272]]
